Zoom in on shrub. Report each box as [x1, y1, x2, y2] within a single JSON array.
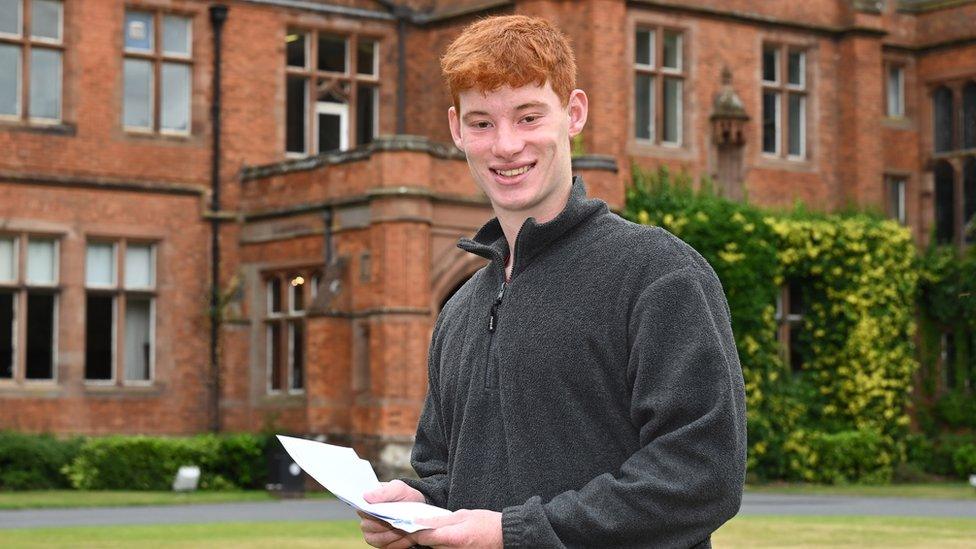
[[0, 431, 82, 490], [64, 434, 270, 491], [952, 443, 976, 479], [784, 428, 893, 484]]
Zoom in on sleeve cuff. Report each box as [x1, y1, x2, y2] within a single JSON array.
[[501, 505, 528, 548]]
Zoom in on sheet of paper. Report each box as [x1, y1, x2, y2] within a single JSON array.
[[276, 435, 452, 533]]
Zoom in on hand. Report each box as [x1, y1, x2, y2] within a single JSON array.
[[410, 509, 503, 549], [359, 480, 427, 548]]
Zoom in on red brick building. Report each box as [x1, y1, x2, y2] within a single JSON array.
[[1, 0, 974, 472]]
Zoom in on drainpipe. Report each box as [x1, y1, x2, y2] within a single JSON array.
[[208, 4, 228, 433]]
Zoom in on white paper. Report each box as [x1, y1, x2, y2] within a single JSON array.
[[276, 435, 452, 533]]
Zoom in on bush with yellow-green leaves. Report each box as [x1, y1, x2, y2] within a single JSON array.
[[625, 167, 919, 483]]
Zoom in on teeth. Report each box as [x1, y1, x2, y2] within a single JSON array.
[[496, 165, 531, 177]]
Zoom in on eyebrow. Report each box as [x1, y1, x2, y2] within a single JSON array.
[[461, 102, 550, 123]]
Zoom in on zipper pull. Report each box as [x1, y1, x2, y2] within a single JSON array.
[[488, 282, 506, 332]]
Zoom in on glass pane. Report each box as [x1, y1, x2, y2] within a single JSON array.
[[0, 236, 14, 282], [933, 86, 954, 153], [762, 91, 779, 154], [29, 48, 60, 119], [0, 291, 12, 378], [965, 158, 975, 242], [887, 67, 903, 117], [286, 76, 306, 153], [161, 62, 190, 132], [762, 46, 778, 82], [357, 40, 375, 76], [317, 34, 346, 72], [268, 323, 281, 390], [30, 0, 61, 41], [125, 244, 153, 288], [787, 51, 803, 86], [86, 243, 115, 287], [162, 15, 190, 56], [934, 161, 954, 244], [356, 85, 376, 146], [125, 11, 154, 52], [634, 73, 652, 140], [286, 31, 306, 68], [662, 77, 681, 144], [635, 29, 652, 66], [788, 94, 804, 157], [290, 274, 304, 312], [124, 297, 151, 381], [0, 44, 20, 116], [85, 294, 113, 380], [123, 59, 152, 128], [963, 83, 976, 149], [0, 0, 21, 35], [268, 278, 281, 313], [290, 321, 303, 390], [318, 112, 341, 152], [25, 292, 54, 379], [663, 31, 681, 70], [26, 239, 55, 284]]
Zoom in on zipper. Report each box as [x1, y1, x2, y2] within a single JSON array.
[[485, 280, 507, 389]]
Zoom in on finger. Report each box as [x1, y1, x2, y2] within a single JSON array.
[[363, 529, 407, 548], [414, 511, 463, 529]]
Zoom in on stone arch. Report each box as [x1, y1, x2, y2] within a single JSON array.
[[430, 248, 487, 316]]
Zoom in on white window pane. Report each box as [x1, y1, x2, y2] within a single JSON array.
[[0, 44, 20, 116], [663, 32, 681, 70], [634, 73, 653, 140], [26, 239, 56, 284], [162, 15, 191, 56], [0, 0, 21, 36], [85, 243, 115, 287], [788, 94, 805, 157], [125, 244, 153, 288], [888, 67, 903, 117], [123, 59, 152, 128], [635, 29, 653, 66], [30, 0, 61, 41], [663, 77, 681, 144], [788, 51, 804, 87], [124, 297, 151, 381], [29, 48, 60, 119], [161, 63, 190, 132], [0, 237, 14, 282], [762, 91, 780, 154], [125, 11, 154, 52]]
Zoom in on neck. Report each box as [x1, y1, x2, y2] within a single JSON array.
[[495, 179, 573, 266]]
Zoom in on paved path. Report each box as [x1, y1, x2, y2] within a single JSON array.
[[0, 493, 974, 529]]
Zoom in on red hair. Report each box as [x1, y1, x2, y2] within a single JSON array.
[[440, 15, 577, 111]]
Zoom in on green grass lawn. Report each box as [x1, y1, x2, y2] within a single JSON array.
[[0, 490, 334, 510], [2, 517, 975, 548], [745, 482, 976, 500]]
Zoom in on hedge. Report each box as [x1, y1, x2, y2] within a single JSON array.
[[63, 434, 270, 491], [624, 166, 919, 483], [0, 431, 82, 490]]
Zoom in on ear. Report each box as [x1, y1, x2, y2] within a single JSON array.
[[448, 106, 464, 150], [566, 89, 588, 138]]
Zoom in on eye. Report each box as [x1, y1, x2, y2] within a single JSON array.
[[522, 115, 541, 124], [471, 120, 492, 129]]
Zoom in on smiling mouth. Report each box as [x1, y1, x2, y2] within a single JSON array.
[[490, 163, 535, 177]]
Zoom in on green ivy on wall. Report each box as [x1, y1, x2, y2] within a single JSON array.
[[624, 166, 919, 483]]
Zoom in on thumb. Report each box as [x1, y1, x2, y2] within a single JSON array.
[[363, 480, 407, 503]]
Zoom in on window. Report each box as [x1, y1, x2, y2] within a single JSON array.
[[965, 157, 975, 243], [964, 82, 976, 150], [265, 270, 318, 393], [933, 86, 954, 153], [762, 45, 807, 159], [885, 175, 907, 225], [886, 65, 904, 118], [934, 160, 955, 245], [775, 280, 807, 374], [84, 240, 155, 383], [123, 10, 192, 134], [633, 28, 684, 146], [0, 234, 58, 382], [0, 0, 63, 122], [285, 29, 379, 155]]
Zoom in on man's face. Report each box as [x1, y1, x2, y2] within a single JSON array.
[[448, 82, 587, 222]]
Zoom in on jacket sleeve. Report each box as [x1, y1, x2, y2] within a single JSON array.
[[501, 265, 747, 548], [400, 313, 451, 508]]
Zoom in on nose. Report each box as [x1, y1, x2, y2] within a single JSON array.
[[491, 122, 524, 159]]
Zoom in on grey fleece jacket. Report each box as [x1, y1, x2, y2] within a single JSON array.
[[402, 177, 747, 548]]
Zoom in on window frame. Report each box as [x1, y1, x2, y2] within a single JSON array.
[[885, 174, 908, 225], [633, 25, 685, 148], [264, 270, 316, 395], [886, 63, 905, 118], [0, 0, 65, 125], [122, 8, 193, 136], [762, 44, 809, 161], [284, 28, 380, 157]]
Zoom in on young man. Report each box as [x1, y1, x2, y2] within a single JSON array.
[[360, 15, 746, 549]]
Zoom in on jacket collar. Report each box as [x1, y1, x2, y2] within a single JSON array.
[[458, 176, 608, 277]]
